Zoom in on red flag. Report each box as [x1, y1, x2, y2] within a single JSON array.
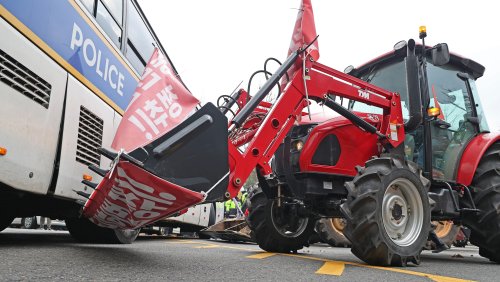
[[112, 48, 199, 152], [83, 161, 204, 229], [282, 0, 319, 87]]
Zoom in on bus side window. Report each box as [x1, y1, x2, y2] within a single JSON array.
[[96, 0, 123, 48], [101, 0, 123, 25], [79, 0, 124, 49], [125, 0, 155, 73], [80, 0, 95, 14]]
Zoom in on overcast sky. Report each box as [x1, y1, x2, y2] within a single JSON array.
[[139, 0, 499, 130]]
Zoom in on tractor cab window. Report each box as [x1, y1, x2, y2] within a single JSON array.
[[468, 79, 490, 132], [352, 58, 410, 120], [425, 63, 479, 180]]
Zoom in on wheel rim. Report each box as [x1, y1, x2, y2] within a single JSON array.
[[270, 200, 309, 238], [434, 221, 453, 238], [330, 218, 346, 232], [382, 178, 424, 247], [116, 229, 140, 238], [24, 217, 34, 227]]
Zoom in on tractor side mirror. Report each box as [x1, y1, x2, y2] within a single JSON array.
[[431, 43, 450, 66]]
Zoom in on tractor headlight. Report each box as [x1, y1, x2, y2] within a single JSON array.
[[292, 140, 304, 152]]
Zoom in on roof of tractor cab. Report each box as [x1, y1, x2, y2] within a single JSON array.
[[351, 44, 485, 80]]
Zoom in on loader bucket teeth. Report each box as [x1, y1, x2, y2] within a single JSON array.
[[88, 165, 108, 177], [76, 191, 91, 199], [128, 103, 229, 202], [98, 147, 117, 160], [81, 180, 98, 189], [97, 148, 144, 166]]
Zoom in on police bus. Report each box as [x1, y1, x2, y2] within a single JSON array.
[[0, 0, 199, 243]]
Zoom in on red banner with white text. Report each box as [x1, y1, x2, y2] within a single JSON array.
[[83, 161, 204, 229], [112, 48, 199, 152]]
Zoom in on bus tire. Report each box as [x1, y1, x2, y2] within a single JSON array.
[[0, 213, 15, 232], [66, 217, 139, 244]]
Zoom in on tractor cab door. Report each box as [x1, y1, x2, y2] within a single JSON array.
[[425, 63, 483, 181]]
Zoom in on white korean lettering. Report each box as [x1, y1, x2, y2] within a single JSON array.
[[140, 199, 167, 212], [133, 210, 160, 219], [108, 185, 140, 209], [116, 167, 174, 206], [144, 99, 164, 119], [157, 86, 182, 118], [141, 70, 162, 91], [101, 198, 130, 219], [136, 108, 159, 136]]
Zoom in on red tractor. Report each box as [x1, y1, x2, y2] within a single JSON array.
[[108, 27, 498, 266]]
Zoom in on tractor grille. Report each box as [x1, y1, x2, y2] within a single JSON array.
[[76, 106, 103, 167], [0, 48, 51, 108]]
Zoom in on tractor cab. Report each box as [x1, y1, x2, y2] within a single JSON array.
[[348, 38, 489, 182]]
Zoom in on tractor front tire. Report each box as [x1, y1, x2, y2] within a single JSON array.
[[66, 217, 139, 244], [247, 187, 315, 253], [341, 157, 430, 266], [463, 143, 500, 263], [316, 218, 351, 248]]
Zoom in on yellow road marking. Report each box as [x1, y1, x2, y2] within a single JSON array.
[[194, 244, 219, 249], [167, 240, 199, 244], [167, 240, 473, 282], [315, 261, 345, 276], [284, 253, 473, 282], [246, 253, 277, 259], [168, 240, 257, 252]]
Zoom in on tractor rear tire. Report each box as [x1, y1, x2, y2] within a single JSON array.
[[66, 217, 139, 244], [341, 157, 430, 266], [316, 218, 351, 248], [247, 187, 315, 253], [463, 143, 500, 263]]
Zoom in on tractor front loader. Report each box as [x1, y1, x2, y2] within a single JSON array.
[[88, 27, 499, 266], [101, 38, 421, 265]]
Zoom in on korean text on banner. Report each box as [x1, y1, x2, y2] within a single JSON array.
[[112, 48, 199, 152], [83, 161, 205, 229]]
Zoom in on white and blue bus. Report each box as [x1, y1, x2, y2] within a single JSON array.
[[0, 0, 197, 243]]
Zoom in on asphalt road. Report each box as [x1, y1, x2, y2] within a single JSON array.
[[0, 228, 497, 281]]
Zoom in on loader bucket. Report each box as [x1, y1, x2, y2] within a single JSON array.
[[128, 102, 229, 202], [130, 103, 229, 202], [199, 218, 253, 243], [82, 103, 230, 229]]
